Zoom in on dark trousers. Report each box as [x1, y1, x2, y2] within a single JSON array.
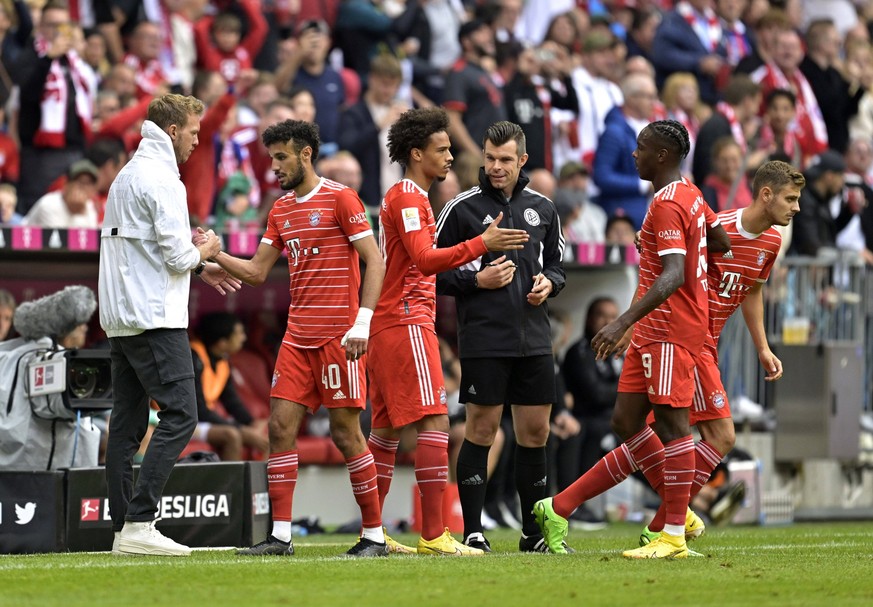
[[105, 329, 197, 531]]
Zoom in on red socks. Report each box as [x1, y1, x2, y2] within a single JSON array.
[[346, 451, 382, 529], [552, 426, 664, 520], [267, 450, 298, 522], [626, 426, 666, 495], [553, 443, 637, 519], [415, 431, 449, 540], [662, 436, 696, 529], [649, 440, 723, 532], [367, 434, 399, 510]]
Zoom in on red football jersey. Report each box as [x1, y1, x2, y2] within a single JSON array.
[[633, 178, 711, 355], [706, 208, 781, 352], [262, 178, 373, 348], [371, 179, 487, 335]]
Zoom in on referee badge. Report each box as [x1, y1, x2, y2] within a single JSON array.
[[523, 208, 540, 226]]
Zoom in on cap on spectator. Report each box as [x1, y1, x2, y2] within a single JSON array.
[[296, 19, 330, 37], [559, 161, 590, 181], [67, 160, 99, 182], [458, 19, 489, 43], [806, 149, 846, 178], [582, 30, 618, 53]]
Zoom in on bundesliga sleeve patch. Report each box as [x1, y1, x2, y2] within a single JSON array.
[[402, 207, 421, 232]]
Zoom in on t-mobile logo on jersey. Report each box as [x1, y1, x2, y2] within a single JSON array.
[[717, 271, 749, 298], [285, 237, 321, 266]]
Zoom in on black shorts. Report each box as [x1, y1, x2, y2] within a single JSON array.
[[459, 355, 555, 406]]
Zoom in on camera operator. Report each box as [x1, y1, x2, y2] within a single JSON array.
[[0, 286, 100, 471]]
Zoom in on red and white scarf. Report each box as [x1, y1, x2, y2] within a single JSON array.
[[752, 62, 829, 157], [715, 101, 746, 152], [677, 1, 722, 52], [33, 39, 97, 148], [123, 53, 169, 97]]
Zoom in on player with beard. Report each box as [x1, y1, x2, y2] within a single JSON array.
[[365, 108, 529, 555], [205, 120, 389, 557]]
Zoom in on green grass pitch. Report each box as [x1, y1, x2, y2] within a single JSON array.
[[2, 522, 872, 607]]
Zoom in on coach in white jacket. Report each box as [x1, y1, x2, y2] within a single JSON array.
[[99, 94, 238, 557]]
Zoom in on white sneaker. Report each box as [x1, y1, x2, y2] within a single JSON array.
[[117, 519, 192, 556]]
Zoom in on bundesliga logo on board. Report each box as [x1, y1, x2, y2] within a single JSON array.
[[81, 499, 101, 521], [79, 494, 232, 524]]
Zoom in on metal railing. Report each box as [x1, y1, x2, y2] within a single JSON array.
[[718, 250, 869, 413]]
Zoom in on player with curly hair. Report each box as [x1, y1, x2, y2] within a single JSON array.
[[365, 108, 529, 555]]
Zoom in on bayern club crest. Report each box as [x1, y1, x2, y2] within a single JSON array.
[[711, 392, 726, 409], [272, 371, 279, 388], [439, 386, 447, 404], [309, 210, 322, 226], [757, 250, 766, 266]]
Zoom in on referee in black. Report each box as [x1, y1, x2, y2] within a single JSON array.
[[435, 121, 566, 553]]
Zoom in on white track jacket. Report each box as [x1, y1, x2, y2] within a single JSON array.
[[98, 120, 201, 337]]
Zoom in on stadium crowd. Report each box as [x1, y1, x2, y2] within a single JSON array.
[[3, 0, 873, 555]]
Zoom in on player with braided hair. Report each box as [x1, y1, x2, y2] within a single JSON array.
[[534, 120, 731, 559], [647, 119, 692, 159]]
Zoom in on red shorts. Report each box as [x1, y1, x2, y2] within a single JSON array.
[[689, 348, 730, 424], [271, 336, 366, 411], [645, 348, 730, 425], [618, 342, 696, 408], [368, 325, 448, 429]]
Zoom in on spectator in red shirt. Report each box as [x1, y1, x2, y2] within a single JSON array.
[[0, 107, 19, 184], [194, 0, 267, 86], [180, 70, 238, 225]]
